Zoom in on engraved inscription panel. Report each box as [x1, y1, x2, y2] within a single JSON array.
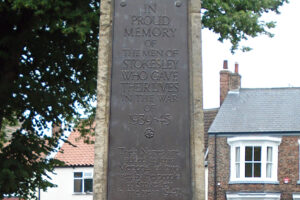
[[108, 0, 190, 199]]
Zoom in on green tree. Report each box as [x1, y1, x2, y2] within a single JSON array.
[[202, 0, 288, 52], [0, 0, 99, 199], [0, 0, 287, 199]]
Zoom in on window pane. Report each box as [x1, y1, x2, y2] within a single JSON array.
[[74, 172, 83, 178], [254, 147, 261, 161], [84, 179, 93, 193], [236, 164, 240, 178], [267, 147, 273, 162], [84, 172, 93, 177], [245, 147, 252, 161], [235, 147, 240, 162], [254, 163, 261, 177], [74, 179, 82, 192], [245, 163, 252, 177], [235, 147, 240, 178], [267, 163, 272, 178]]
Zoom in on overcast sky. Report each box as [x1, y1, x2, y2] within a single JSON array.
[[202, 0, 300, 109]]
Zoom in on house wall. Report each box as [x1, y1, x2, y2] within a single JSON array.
[[40, 167, 93, 200], [208, 135, 300, 200], [205, 165, 208, 200]]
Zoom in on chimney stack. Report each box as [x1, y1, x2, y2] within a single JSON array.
[[220, 60, 241, 105], [223, 60, 228, 69], [235, 62, 239, 73]]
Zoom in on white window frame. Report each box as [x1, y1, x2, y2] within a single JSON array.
[[73, 171, 93, 194], [293, 193, 300, 200], [228, 136, 281, 183], [226, 192, 281, 200]]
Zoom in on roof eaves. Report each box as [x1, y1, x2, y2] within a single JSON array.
[[208, 131, 300, 135], [57, 164, 94, 168]]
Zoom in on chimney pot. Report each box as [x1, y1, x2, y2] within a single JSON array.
[[235, 62, 239, 73], [220, 60, 241, 106], [223, 60, 228, 69]]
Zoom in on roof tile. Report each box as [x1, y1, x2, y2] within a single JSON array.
[[55, 129, 94, 166], [209, 88, 300, 134]]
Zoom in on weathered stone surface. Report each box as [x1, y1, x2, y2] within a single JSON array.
[[93, 0, 113, 200], [188, 0, 205, 199], [190, 0, 201, 14]]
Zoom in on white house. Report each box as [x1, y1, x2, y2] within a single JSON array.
[[40, 130, 94, 200]]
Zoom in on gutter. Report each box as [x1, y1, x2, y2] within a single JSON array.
[[209, 131, 300, 135]]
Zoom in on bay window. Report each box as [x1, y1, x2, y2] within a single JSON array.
[[293, 193, 300, 200], [228, 136, 281, 183]]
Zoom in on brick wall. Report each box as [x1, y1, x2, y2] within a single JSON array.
[[220, 70, 230, 106], [204, 109, 219, 150], [208, 135, 300, 200], [219, 70, 241, 106]]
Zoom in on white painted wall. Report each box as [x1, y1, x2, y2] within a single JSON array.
[[40, 167, 93, 200]]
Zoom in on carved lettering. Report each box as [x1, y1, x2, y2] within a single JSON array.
[[144, 3, 157, 14], [124, 27, 176, 38], [122, 59, 179, 69], [120, 82, 179, 93], [116, 147, 182, 195], [131, 16, 170, 26], [109, 0, 190, 199]]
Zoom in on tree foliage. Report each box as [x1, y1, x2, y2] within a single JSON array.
[[0, 0, 287, 198], [0, 0, 99, 199], [202, 0, 288, 52]]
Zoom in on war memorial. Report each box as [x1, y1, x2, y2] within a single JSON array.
[[93, 0, 205, 199]]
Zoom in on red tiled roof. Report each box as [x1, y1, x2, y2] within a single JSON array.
[[55, 129, 94, 166], [3, 198, 23, 200]]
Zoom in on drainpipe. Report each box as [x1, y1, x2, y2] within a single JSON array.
[[214, 133, 217, 200]]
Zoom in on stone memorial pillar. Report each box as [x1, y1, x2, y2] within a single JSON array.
[[93, 0, 204, 199]]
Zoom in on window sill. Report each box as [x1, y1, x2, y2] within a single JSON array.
[[229, 180, 279, 184], [227, 192, 281, 200], [73, 192, 93, 195]]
